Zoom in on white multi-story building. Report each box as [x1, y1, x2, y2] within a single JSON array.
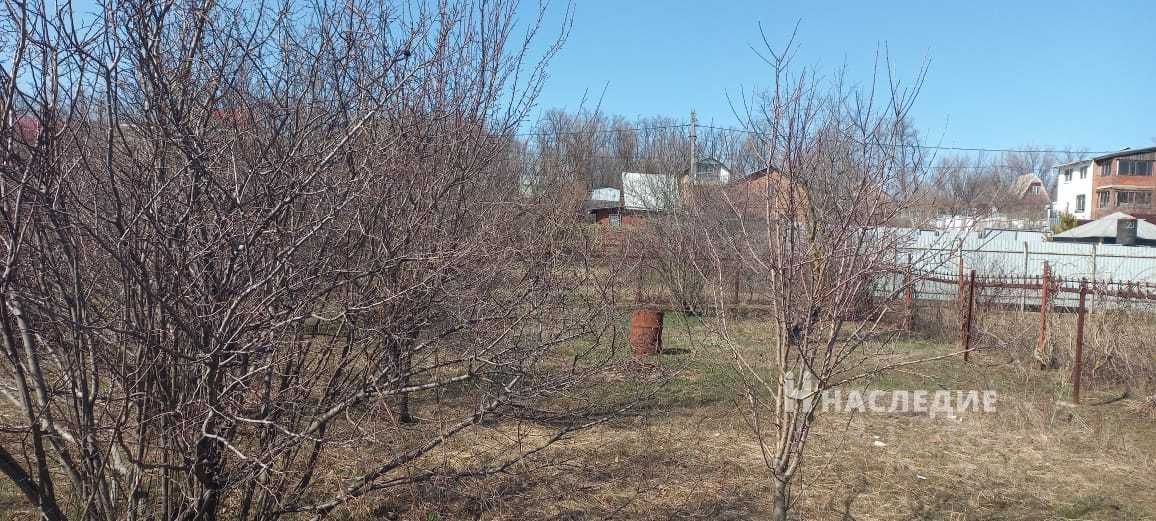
[[1054, 159, 1094, 220]]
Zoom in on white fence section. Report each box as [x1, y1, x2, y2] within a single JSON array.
[[906, 232, 1156, 281], [881, 229, 1156, 310]]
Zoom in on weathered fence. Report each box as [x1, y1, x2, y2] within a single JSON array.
[[591, 230, 1155, 404], [898, 262, 1156, 404]]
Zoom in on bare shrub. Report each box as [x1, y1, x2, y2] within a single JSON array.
[[0, 1, 637, 519]]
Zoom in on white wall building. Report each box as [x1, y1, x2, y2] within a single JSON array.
[[1054, 159, 1094, 220], [693, 157, 731, 184]]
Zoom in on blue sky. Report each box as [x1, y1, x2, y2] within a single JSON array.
[[525, 0, 1156, 154]]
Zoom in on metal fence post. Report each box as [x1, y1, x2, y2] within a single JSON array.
[[1072, 278, 1088, 404], [903, 254, 914, 331], [957, 247, 965, 322], [1090, 243, 1097, 311], [961, 269, 977, 361], [1020, 241, 1029, 313], [1035, 261, 1051, 369]]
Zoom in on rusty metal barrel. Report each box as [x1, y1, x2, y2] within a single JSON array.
[[629, 309, 664, 356]]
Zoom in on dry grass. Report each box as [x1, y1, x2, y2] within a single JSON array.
[[3, 312, 1154, 520], [334, 312, 1156, 520], [1126, 395, 1156, 420]]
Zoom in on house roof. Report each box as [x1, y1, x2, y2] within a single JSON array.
[[585, 186, 621, 211], [1092, 146, 1156, 162], [734, 165, 785, 184], [686, 157, 732, 185], [1010, 173, 1045, 198], [696, 157, 727, 170], [1055, 159, 1093, 169], [621, 172, 678, 211], [1053, 212, 1156, 241], [590, 187, 620, 201]]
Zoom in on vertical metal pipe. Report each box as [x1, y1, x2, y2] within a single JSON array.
[[1036, 261, 1051, 369], [1072, 278, 1088, 404], [1020, 241, 1029, 313], [962, 270, 977, 361]]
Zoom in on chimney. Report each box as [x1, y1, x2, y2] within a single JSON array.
[[1116, 216, 1138, 246]]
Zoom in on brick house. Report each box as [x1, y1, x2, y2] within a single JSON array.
[[725, 166, 897, 223], [1090, 146, 1156, 221], [726, 166, 808, 219]]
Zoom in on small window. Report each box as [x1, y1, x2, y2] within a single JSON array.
[[1100, 161, 1113, 176], [1099, 191, 1111, 208], [609, 213, 622, 226], [1076, 194, 1086, 212], [1079, 166, 1088, 179], [1029, 184, 1041, 194], [1063, 169, 1072, 182], [1119, 159, 1153, 176]]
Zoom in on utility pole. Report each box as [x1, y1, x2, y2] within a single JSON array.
[[689, 110, 697, 182]]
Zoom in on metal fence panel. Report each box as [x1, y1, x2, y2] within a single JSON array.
[[885, 228, 1156, 310]]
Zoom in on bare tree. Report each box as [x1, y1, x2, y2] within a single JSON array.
[[932, 146, 1086, 219], [678, 36, 948, 520], [0, 1, 637, 520], [929, 153, 1021, 216]]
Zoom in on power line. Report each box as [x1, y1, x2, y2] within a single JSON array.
[[694, 124, 1115, 155], [514, 123, 690, 138], [526, 151, 1028, 171], [516, 121, 1116, 160]]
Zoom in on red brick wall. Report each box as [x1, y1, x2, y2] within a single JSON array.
[[1091, 157, 1156, 219]]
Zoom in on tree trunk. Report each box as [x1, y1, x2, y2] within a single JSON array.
[[397, 354, 414, 424], [387, 337, 415, 424], [771, 476, 790, 521]]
